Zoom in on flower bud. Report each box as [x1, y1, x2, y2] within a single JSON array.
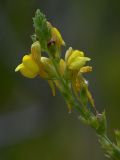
[[89, 116, 99, 129], [40, 57, 57, 78], [51, 27, 65, 46], [31, 41, 41, 63], [15, 55, 39, 78], [59, 59, 66, 76]]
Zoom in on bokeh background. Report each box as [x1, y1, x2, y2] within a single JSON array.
[[0, 0, 120, 160]]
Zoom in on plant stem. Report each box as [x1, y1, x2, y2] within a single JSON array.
[[51, 55, 120, 160]]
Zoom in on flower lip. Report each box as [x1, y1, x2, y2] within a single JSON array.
[[15, 54, 40, 78], [15, 64, 23, 72]]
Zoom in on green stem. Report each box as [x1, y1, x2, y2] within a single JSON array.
[[50, 54, 87, 117], [98, 134, 120, 160], [50, 53, 120, 160]]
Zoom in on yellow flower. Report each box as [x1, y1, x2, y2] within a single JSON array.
[[15, 55, 39, 78], [15, 41, 41, 78], [65, 49, 91, 70], [51, 27, 65, 46]]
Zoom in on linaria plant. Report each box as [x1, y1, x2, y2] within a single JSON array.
[[15, 9, 120, 160]]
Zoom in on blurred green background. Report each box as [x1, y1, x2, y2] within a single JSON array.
[[0, 0, 120, 160]]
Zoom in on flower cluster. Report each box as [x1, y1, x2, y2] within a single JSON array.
[[16, 32, 90, 79], [15, 10, 120, 160], [15, 10, 93, 111]]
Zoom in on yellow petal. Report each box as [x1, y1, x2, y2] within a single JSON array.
[[22, 55, 39, 74], [68, 57, 91, 70], [31, 41, 41, 63], [59, 59, 66, 76], [15, 64, 24, 72], [51, 27, 65, 46], [65, 47, 73, 62], [80, 66, 92, 73], [20, 65, 38, 78], [67, 50, 84, 66], [38, 62, 49, 79]]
